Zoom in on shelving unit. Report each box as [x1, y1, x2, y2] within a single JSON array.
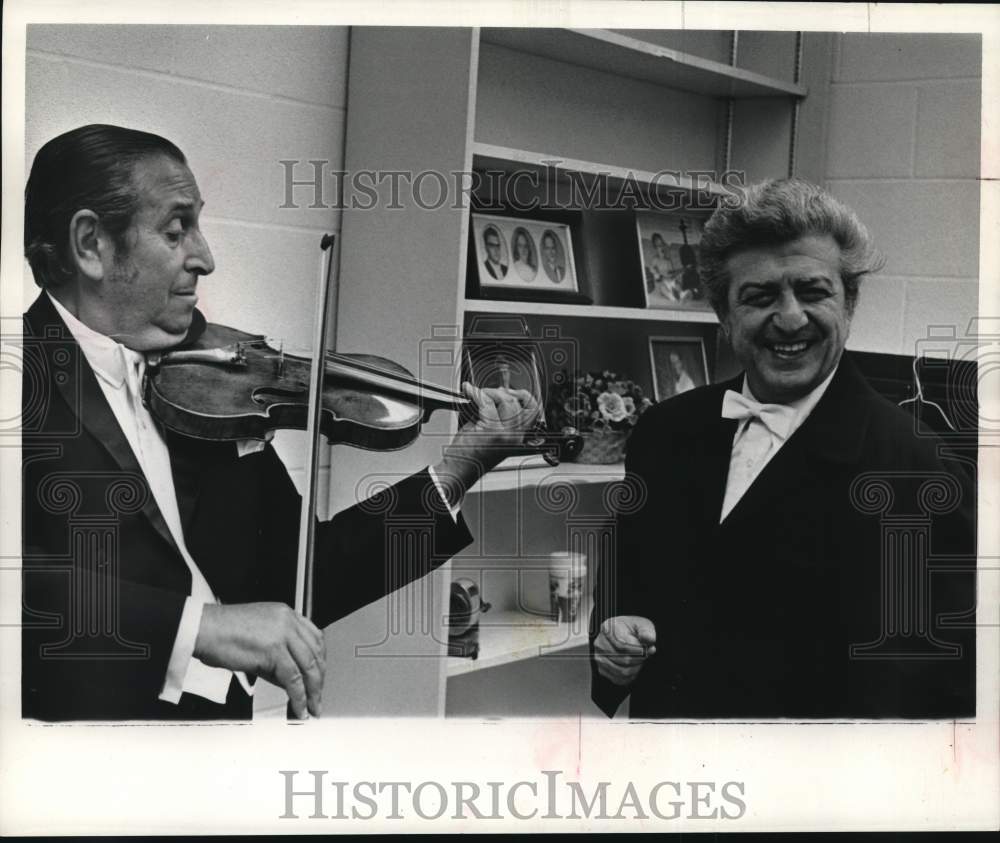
[[472, 141, 735, 199], [465, 298, 718, 323], [480, 28, 808, 98], [470, 458, 625, 494], [338, 26, 820, 717]]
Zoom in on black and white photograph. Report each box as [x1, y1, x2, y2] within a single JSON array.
[[635, 209, 711, 310], [463, 342, 542, 396], [471, 213, 579, 295], [648, 337, 709, 401], [1, 1, 996, 837]]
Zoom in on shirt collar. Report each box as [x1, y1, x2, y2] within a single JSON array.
[[741, 362, 839, 439], [46, 291, 143, 389]]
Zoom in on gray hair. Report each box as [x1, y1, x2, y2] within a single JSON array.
[[698, 179, 884, 317]]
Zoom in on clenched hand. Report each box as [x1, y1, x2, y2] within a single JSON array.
[[594, 615, 657, 686], [432, 382, 540, 506]]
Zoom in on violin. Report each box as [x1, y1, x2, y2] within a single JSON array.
[[144, 319, 472, 451]]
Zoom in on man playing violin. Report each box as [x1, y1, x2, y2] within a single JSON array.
[[21, 124, 539, 721]]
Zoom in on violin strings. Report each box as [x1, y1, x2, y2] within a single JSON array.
[[255, 350, 468, 403]]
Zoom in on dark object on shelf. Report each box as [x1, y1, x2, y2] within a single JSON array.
[[851, 349, 978, 439], [463, 316, 564, 466], [555, 427, 584, 462], [850, 349, 978, 488], [448, 578, 491, 659]]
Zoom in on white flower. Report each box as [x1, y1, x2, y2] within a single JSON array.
[[597, 391, 628, 422]]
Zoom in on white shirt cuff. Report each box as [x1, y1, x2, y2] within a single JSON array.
[[158, 596, 204, 704], [427, 465, 461, 523]]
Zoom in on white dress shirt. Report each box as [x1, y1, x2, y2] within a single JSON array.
[[719, 366, 838, 522]]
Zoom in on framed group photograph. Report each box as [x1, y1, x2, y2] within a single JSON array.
[[635, 210, 712, 311], [648, 337, 710, 402], [470, 213, 584, 301]]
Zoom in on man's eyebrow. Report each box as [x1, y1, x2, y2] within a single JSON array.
[[737, 274, 834, 291], [160, 198, 205, 218], [736, 279, 779, 293]]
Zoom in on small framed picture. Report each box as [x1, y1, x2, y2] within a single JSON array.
[[470, 213, 583, 300], [635, 210, 712, 311], [648, 337, 710, 402], [461, 333, 557, 463]]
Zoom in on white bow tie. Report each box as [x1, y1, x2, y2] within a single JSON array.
[[721, 389, 794, 440]]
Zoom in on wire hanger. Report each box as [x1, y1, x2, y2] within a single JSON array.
[[898, 355, 956, 432]]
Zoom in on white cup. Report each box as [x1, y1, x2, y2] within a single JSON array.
[[549, 552, 587, 623]]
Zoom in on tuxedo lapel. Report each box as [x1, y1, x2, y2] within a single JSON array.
[[685, 380, 740, 526], [697, 413, 739, 526], [166, 432, 238, 538], [26, 294, 183, 559]]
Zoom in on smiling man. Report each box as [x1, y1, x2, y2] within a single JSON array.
[[591, 179, 976, 719]]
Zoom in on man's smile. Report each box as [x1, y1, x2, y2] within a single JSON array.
[[765, 338, 815, 360]]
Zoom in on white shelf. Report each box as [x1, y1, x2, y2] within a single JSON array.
[[481, 28, 808, 99], [464, 297, 719, 324], [468, 456, 624, 494], [472, 142, 734, 199], [447, 604, 592, 677]]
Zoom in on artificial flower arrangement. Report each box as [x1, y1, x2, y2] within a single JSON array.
[[546, 369, 653, 462]]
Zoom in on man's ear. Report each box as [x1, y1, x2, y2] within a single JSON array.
[[68, 209, 109, 282]]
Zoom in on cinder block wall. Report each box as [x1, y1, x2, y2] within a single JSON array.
[[24, 24, 348, 491], [23, 24, 349, 714], [824, 34, 982, 356]]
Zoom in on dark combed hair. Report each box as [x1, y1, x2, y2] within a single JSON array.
[[24, 124, 187, 289], [698, 179, 885, 317]]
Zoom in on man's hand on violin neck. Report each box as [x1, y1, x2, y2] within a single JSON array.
[[434, 382, 540, 501], [194, 602, 326, 719]]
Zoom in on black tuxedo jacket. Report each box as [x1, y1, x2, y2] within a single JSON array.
[[590, 354, 976, 719], [21, 293, 472, 721]]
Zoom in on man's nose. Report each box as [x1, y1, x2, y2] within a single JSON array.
[[772, 292, 808, 332], [186, 229, 215, 276]]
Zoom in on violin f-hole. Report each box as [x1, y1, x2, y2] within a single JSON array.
[[252, 384, 308, 405]]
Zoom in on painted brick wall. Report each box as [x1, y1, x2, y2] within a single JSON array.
[[23, 24, 349, 715], [823, 33, 982, 356], [24, 24, 348, 492]]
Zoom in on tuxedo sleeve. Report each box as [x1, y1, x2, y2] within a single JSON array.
[[250, 446, 473, 630], [589, 413, 658, 718]]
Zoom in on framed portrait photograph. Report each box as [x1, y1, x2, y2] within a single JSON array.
[[461, 334, 558, 464], [648, 336, 710, 402], [470, 213, 584, 301], [635, 210, 712, 311]]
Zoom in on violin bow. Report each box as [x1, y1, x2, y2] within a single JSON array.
[[294, 234, 339, 624]]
